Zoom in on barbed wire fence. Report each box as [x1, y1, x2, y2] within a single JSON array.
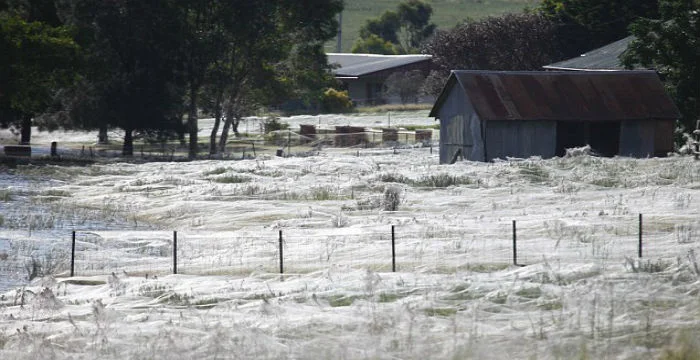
[[0, 213, 698, 290]]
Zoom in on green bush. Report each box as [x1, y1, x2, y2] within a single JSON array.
[[321, 88, 354, 114], [263, 116, 289, 134]]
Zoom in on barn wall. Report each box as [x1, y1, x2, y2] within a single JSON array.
[[484, 121, 556, 161], [438, 83, 484, 163], [619, 120, 655, 157], [654, 119, 674, 156]]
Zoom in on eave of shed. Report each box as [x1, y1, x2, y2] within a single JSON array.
[[328, 53, 432, 77]]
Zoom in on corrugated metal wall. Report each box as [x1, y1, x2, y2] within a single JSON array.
[[484, 121, 556, 161], [619, 120, 655, 157], [438, 82, 485, 163]]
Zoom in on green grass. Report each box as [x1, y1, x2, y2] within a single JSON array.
[[424, 307, 457, 317], [330, 0, 538, 53]]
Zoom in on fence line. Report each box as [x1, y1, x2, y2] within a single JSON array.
[[0, 214, 698, 287]]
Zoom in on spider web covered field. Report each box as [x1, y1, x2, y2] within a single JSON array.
[[1, 117, 700, 359]]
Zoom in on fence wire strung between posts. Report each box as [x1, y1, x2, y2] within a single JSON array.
[[0, 214, 698, 285]]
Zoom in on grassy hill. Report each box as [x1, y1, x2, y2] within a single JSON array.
[[327, 0, 539, 53]]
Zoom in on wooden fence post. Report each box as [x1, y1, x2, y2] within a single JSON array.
[[391, 225, 396, 272], [71, 231, 76, 277], [512, 220, 518, 266], [638, 214, 643, 258], [173, 231, 178, 274], [279, 230, 284, 274]]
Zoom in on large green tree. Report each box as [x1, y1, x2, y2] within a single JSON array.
[[621, 0, 700, 132], [62, 0, 186, 156], [203, 0, 343, 155], [0, 9, 78, 144]]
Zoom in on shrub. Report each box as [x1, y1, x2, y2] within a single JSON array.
[[320, 88, 354, 114], [263, 116, 289, 134], [382, 185, 402, 211]]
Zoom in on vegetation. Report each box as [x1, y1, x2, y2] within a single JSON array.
[[352, 0, 436, 54], [320, 88, 354, 113], [421, 13, 561, 96], [337, 0, 538, 52], [0, 0, 343, 158], [383, 70, 425, 104], [622, 0, 700, 134], [538, 0, 660, 59]]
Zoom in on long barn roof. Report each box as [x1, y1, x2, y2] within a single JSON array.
[[429, 70, 680, 121], [327, 53, 432, 78]]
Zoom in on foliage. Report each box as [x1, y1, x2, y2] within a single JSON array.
[[538, 0, 659, 59], [422, 13, 560, 90], [0, 11, 78, 141], [351, 33, 399, 54], [263, 116, 289, 134], [353, 0, 436, 54], [621, 0, 700, 132], [382, 185, 402, 211], [396, 0, 437, 51], [320, 88, 354, 113], [383, 70, 425, 104], [336, 0, 536, 52]]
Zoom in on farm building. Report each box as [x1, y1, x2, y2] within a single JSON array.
[[429, 70, 680, 163], [543, 36, 637, 71], [327, 53, 433, 105]]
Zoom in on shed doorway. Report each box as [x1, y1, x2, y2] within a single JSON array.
[[555, 121, 621, 157]]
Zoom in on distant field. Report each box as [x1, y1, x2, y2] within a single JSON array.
[[327, 0, 539, 53]]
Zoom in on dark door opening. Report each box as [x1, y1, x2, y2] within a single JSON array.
[[556, 121, 621, 157], [555, 121, 586, 156], [588, 121, 620, 157]]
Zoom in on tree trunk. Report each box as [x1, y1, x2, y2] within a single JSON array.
[[231, 117, 241, 137], [188, 84, 199, 159], [209, 93, 223, 155], [218, 104, 233, 154], [123, 128, 134, 156], [98, 125, 109, 144], [20, 116, 31, 145]]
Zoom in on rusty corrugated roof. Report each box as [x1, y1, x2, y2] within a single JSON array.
[[429, 70, 681, 121]]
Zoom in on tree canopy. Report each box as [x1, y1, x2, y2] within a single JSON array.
[[538, 0, 659, 58], [0, 9, 78, 143], [352, 0, 436, 54], [621, 0, 700, 131], [0, 0, 342, 156]]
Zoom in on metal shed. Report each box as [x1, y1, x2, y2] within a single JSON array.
[[327, 53, 434, 105], [429, 70, 681, 163]]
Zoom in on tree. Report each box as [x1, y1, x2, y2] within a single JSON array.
[[621, 0, 700, 132], [60, 0, 185, 156], [353, 0, 436, 54], [383, 70, 425, 104], [539, 0, 659, 58], [351, 33, 399, 54], [421, 13, 561, 97], [0, 11, 78, 144], [359, 11, 400, 44], [202, 0, 343, 155], [423, 13, 560, 71], [396, 0, 436, 51]]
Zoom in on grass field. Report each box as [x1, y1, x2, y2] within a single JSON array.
[[1, 113, 700, 358], [328, 0, 539, 52]]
